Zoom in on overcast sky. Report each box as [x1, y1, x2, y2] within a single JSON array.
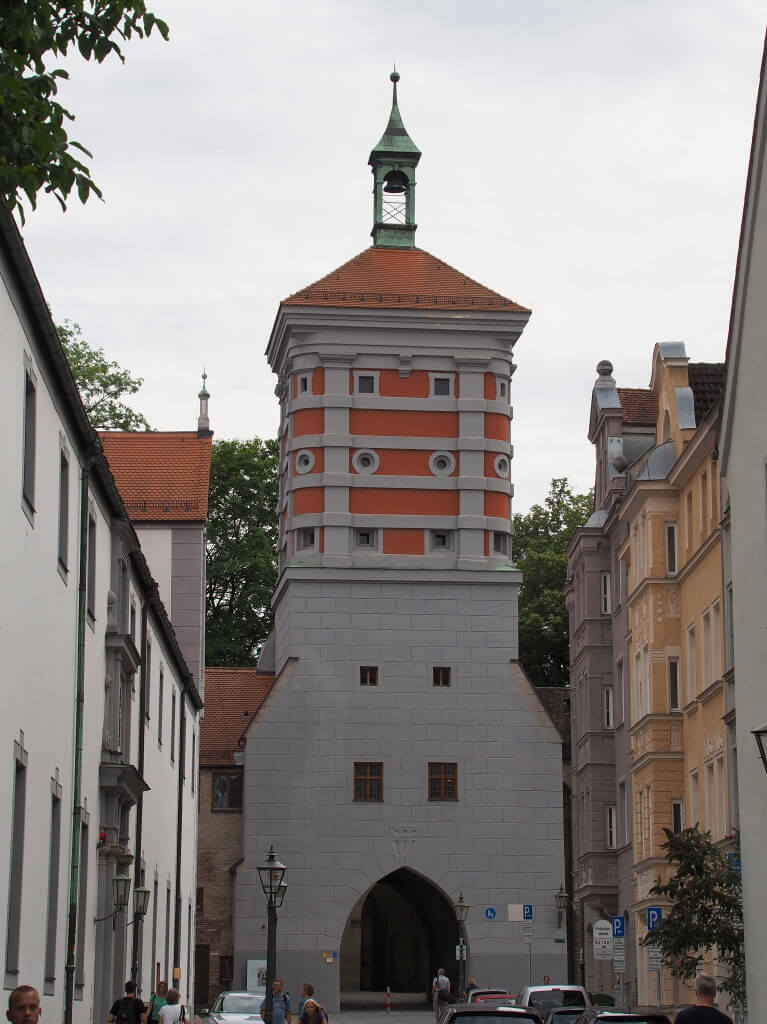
[[20, 1, 766, 511]]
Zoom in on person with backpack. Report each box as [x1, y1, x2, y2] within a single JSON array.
[[260, 979, 291, 1024], [107, 981, 147, 1024], [147, 981, 169, 1024], [158, 989, 186, 1024], [431, 969, 450, 1022]]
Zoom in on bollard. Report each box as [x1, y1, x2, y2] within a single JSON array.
[[386, 987, 391, 1013]]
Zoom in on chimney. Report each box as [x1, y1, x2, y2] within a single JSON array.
[[197, 370, 213, 438]]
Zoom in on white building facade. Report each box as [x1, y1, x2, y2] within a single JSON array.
[[0, 214, 202, 1024]]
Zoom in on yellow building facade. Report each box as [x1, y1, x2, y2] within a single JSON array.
[[618, 344, 726, 1008]]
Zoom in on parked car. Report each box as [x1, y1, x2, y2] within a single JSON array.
[[570, 1012, 670, 1024], [473, 993, 514, 1004], [516, 986, 591, 1015], [204, 991, 265, 1024], [438, 1005, 543, 1024], [467, 990, 514, 1004], [542, 1009, 586, 1024]]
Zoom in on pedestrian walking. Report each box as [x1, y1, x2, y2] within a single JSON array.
[[431, 968, 450, 1022], [158, 990, 186, 1024], [6, 986, 41, 1024], [260, 979, 292, 1024], [147, 982, 169, 1024], [297, 983, 315, 1015], [107, 981, 147, 1024], [674, 974, 733, 1024], [298, 999, 327, 1024]]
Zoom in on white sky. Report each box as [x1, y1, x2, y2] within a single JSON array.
[[20, 1, 766, 512]]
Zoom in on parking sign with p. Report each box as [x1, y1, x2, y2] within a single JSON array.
[[647, 906, 663, 930]]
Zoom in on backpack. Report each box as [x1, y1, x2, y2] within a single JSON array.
[[116, 998, 138, 1024], [438, 988, 450, 1003]]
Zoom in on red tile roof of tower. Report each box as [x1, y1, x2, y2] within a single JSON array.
[[283, 247, 529, 312], [99, 431, 212, 521], [617, 388, 658, 426], [201, 667, 276, 765]]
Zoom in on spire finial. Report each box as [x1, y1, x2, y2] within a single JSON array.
[[390, 65, 400, 104], [197, 367, 212, 437], [200, 366, 209, 397]]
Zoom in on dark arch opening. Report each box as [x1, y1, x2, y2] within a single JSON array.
[[340, 868, 459, 1002]]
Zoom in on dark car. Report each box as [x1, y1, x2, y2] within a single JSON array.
[[439, 1004, 543, 1024], [570, 1011, 671, 1024]]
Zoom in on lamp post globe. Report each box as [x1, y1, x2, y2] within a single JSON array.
[[112, 874, 131, 914], [555, 883, 569, 927], [133, 885, 151, 920]]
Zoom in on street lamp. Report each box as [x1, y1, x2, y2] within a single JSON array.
[[554, 884, 570, 929], [453, 891, 470, 1000], [753, 726, 767, 774], [113, 874, 131, 913], [258, 846, 287, 1024]]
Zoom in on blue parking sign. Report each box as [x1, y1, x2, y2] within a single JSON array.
[[612, 915, 625, 938], [523, 904, 533, 920], [647, 907, 663, 930]]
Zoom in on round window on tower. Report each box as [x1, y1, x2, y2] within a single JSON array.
[[429, 451, 456, 478], [352, 449, 380, 475], [494, 453, 510, 479], [295, 449, 316, 475]]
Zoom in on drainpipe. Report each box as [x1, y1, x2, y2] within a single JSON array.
[[64, 453, 96, 1024], [173, 699, 187, 988], [131, 603, 149, 984]]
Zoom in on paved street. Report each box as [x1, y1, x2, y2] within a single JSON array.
[[336, 1010, 433, 1024]]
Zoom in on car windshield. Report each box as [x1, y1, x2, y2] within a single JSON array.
[[213, 997, 262, 1014], [454, 1015, 537, 1024], [529, 992, 585, 1012], [549, 1013, 582, 1024]]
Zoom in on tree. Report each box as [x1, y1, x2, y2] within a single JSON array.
[[57, 320, 151, 430], [642, 827, 744, 1007], [1, 1, 169, 220], [512, 478, 593, 687], [206, 438, 280, 666]]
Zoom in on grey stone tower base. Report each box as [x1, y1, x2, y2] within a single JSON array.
[[234, 570, 567, 1010]]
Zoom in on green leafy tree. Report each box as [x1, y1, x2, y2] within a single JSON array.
[[642, 827, 744, 1008], [206, 438, 280, 666], [1, 1, 169, 219], [57, 320, 151, 430], [513, 478, 593, 687]]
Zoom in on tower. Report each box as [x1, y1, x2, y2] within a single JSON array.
[[369, 69, 421, 249], [235, 72, 567, 1008]]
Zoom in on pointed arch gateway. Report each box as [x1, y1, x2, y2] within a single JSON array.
[[340, 868, 461, 1002]]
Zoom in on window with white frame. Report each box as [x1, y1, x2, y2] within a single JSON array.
[[704, 760, 714, 831], [634, 650, 642, 721], [689, 767, 699, 825], [687, 624, 697, 700], [606, 804, 617, 849], [493, 532, 509, 555], [714, 754, 725, 839], [619, 780, 628, 846], [671, 799, 684, 835], [354, 372, 378, 395], [430, 529, 454, 552], [712, 599, 722, 683], [603, 685, 614, 729], [600, 572, 611, 615], [430, 374, 453, 397], [22, 361, 37, 512], [354, 527, 378, 550], [669, 658, 681, 711], [702, 609, 712, 690], [296, 527, 315, 551], [665, 523, 678, 575], [298, 374, 309, 394]]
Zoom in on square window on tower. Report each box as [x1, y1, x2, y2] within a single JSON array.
[[354, 528, 378, 549], [430, 530, 454, 551], [432, 376, 451, 397], [299, 375, 309, 393], [357, 375, 375, 394], [296, 528, 315, 551]]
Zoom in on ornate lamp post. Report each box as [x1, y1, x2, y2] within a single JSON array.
[[258, 846, 287, 1024], [554, 883, 569, 929], [453, 890, 470, 1000]]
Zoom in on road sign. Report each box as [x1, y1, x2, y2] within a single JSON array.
[[484, 907, 497, 920], [647, 906, 663, 930], [593, 919, 613, 961], [455, 940, 467, 961], [522, 920, 534, 944], [612, 915, 625, 938], [648, 944, 663, 971], [612, 937, 626, 971], [523, 904, 533, 920]]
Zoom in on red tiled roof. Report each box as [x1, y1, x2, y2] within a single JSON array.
[[200, 667, 275, 765], [99, 432, 212, 521], [283, 247, 529, 312], [617, 388, 658, 426]]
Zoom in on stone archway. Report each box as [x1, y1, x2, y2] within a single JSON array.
[[340, 868, 459, 1000]]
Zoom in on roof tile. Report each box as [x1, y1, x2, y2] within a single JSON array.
[[99, 431, 212, 521], [688, 362, 725, 424], [200, 667, 275, 765], [617, 388, 658, 426], [283, 247, 529, 313]]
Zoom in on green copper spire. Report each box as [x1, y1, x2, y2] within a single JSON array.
[[369, 68, 421, 248]]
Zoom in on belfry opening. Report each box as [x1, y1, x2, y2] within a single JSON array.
[[340, 869, 460, 1003]]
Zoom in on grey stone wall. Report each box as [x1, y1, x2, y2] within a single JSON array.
[[234, 570, 567, 1010]]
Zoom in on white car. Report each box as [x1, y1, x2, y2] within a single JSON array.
[[207, 991, 266, 1024], [515, 986, 591, 1016]]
